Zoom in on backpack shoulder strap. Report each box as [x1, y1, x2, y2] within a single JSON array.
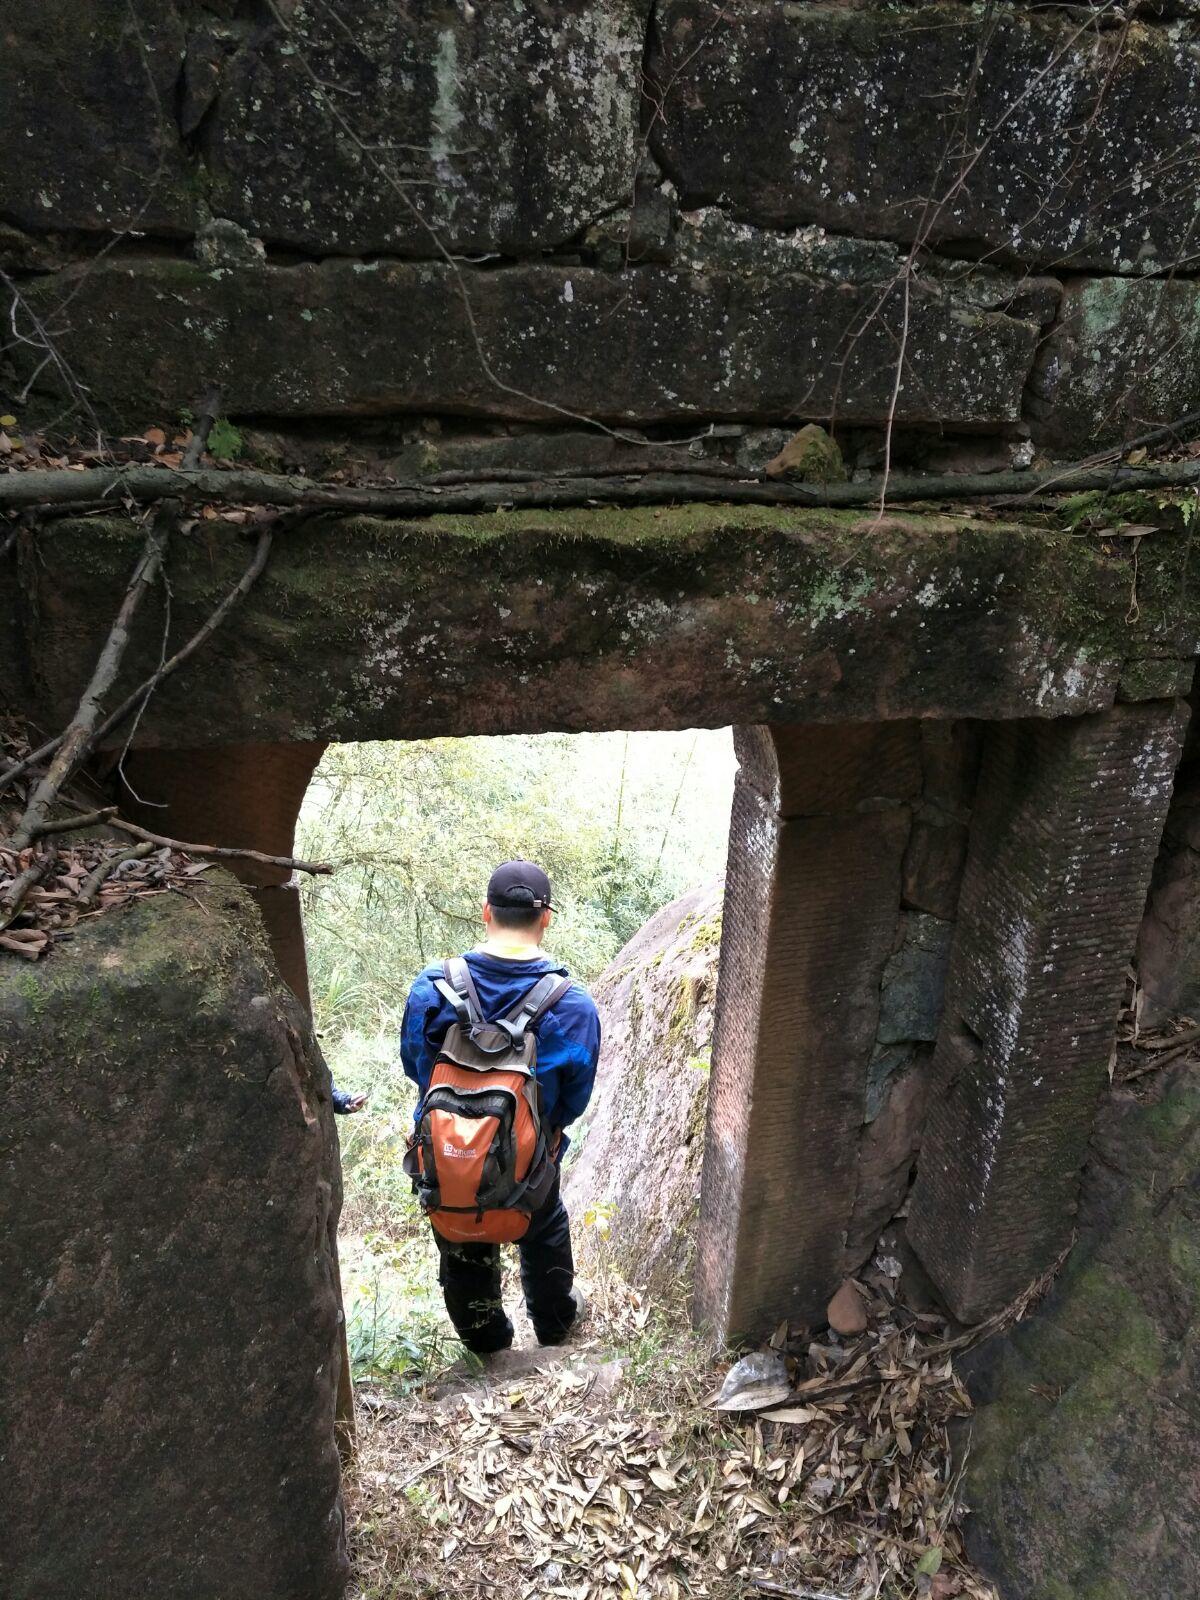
[[501, 973, 573, 1044], [433, 956, 484, 1030]]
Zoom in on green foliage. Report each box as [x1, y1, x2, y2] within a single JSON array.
[[298, 730, 734, 1056], [306, 729, 733, 1380], [343, 1232, 470, 1387], [206, 416, 244, 460]]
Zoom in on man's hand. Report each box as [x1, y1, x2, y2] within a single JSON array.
[[344, 1093, 368, 1113]]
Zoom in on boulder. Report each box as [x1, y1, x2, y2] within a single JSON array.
[[960, 1065, 1200, 1600], [651, 1, 1200, 273], [565, 882, 722, 1297], [0, 882, 347, 1600]]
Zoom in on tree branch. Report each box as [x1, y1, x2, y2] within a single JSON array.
[[78, 841, 156, 909], [8, 499, 176, 849], [0, 458, 1199, 518], [0, 525, 274, 796], [5, 392, 226, 847], [0, 843, 59, 932], [100, 813, 332, 875]]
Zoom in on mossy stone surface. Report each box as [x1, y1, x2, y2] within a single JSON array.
[[960, 1066, 1200, 1600], [0, 881, 347, 1600], [4, 505, 1193, 751]]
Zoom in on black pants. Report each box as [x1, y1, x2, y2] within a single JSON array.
[[435, 1173, 576, 1353]]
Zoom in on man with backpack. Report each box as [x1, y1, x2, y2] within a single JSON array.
[[400, 861, 601, 1355]]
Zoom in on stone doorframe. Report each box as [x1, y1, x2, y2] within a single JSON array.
[[695, 704, 1187, 1342], [118, 698, 1187, 1350]]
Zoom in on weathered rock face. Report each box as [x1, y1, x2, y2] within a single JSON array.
[[1138, 704, 1200, 1027], [960, 1065, 1200, 1600], [208, 0, 652, 256], [0, 883, 347, 1600], [14, 243, 1045, 430], [1031, 278, 1200, 453], [565, 883, 722, 1296], [910, 704, 1188, 1322], [0, 1, 196, 241]]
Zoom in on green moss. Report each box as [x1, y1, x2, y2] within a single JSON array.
[[688, 915, 723, 953], [684, 1076, 710, 1146], [667, 974, 699, 1044]]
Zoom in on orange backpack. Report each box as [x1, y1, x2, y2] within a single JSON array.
[[403, 957, 571, 1244]]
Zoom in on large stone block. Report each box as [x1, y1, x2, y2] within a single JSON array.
[[960, 1066, 1200, 1600], [1031, 276, 1200, 450], [208, 0, 651, 255], [651, 1, 1200, 273], [695, 725, 910, 1340], [14, 249, 1043, 429], [2, 506, 1167, 750], [0, 884, 347, 1600], [909, 704, 1186, 1322], [0, 1, 199, 239]]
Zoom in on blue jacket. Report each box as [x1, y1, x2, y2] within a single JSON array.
[[400, 951, 601, 1138]]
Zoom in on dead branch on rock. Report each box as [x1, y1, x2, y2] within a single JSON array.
[[4, 395, 223, 848], [32, 806, 118, 837], [78, 840, 156, 909], [99, 813, 332, 876], [2, 457, 1199, 519], [0, 843, 59, 933], [0, 523, 275, 796], [9, 500, 176, 850]]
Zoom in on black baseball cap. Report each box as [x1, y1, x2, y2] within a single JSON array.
[[487, 860, 554, 911]]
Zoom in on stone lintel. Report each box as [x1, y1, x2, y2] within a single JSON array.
[[5, 507, 1189, 750], [908, 702, 1187, 1321], [696, 724, 911, 1341]]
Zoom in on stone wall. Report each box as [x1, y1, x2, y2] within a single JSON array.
[[0, 879, 347, 1600], [3, 0, 1199, 457]]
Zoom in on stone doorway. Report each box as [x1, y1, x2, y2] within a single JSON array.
[[112, 696, 1187, 1356]]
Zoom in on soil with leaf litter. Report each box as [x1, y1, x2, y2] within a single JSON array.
[[342, 1251, 1040, 1600]]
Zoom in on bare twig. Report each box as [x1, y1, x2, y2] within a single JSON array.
[[32, 806, 117, 838], [9, 499, 176, 850], [750, 1583, 851, 1600], [0, 843, 59, 931], [0, 391, 227, 837], [98, 812, 333, 875], [1, 458, 1199, 517], [99, 524, 273, 754], [0, 525, 274, 795], [1132, 1023, 1200, 1052], [78, 841, 156, 908]]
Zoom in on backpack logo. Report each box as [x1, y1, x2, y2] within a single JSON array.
[[442, 1140, 471, 1160]]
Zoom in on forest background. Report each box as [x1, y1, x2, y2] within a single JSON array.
[[295, 729, 735, 1379]]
